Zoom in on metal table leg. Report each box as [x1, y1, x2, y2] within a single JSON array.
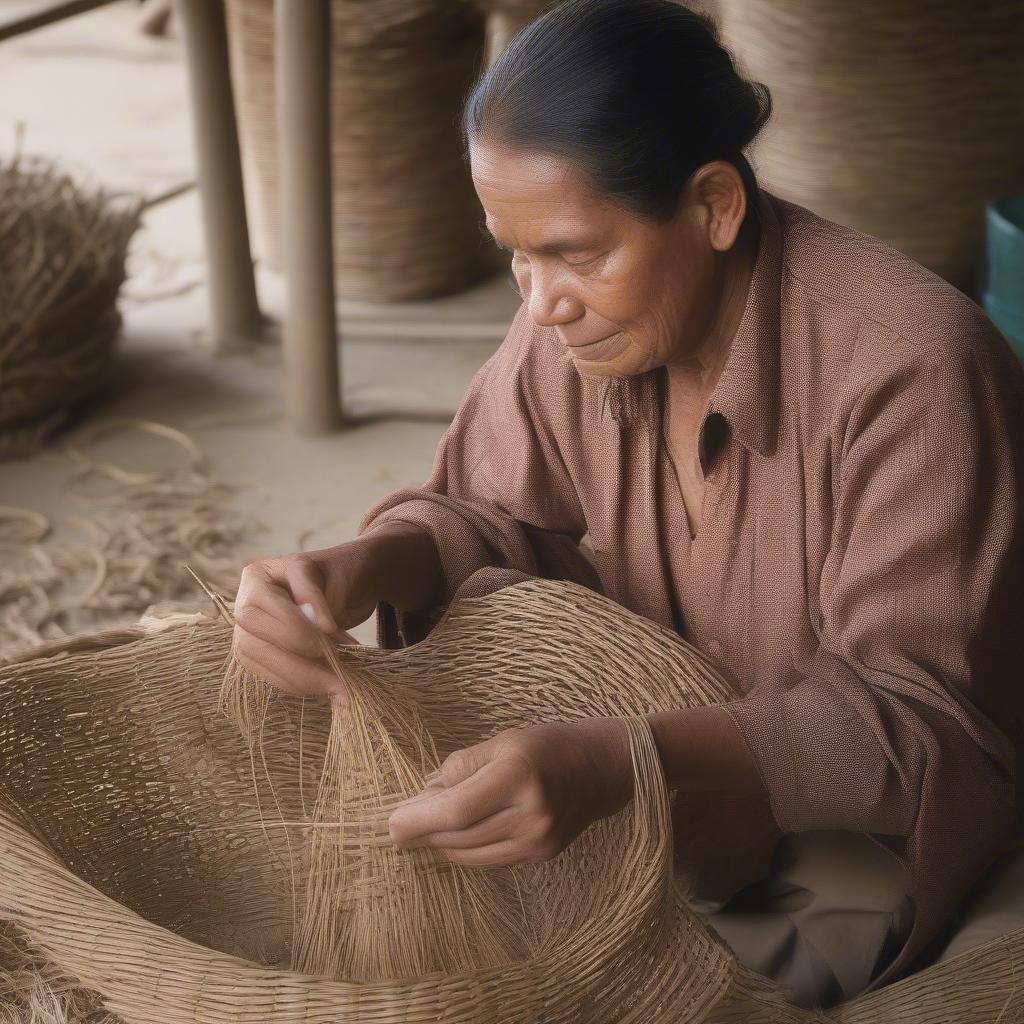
[[277, 0, 341, 434], [177, 0, 261, 351]]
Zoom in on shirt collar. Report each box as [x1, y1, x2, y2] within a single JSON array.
[[703, 188, 783, 459], [592, 188, 783, 462]]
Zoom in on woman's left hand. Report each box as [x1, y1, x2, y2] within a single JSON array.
[[388, 717, 634, 867]]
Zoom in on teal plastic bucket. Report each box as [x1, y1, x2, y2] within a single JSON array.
[[982, 196, 1024, 362]]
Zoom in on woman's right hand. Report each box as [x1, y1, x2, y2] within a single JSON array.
[[231, 536, 382, 700]]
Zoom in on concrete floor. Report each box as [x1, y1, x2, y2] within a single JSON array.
[[0, 1, 518, 645]]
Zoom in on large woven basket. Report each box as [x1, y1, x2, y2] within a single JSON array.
[[226, 0, 494, 302], [0, 156, 140, 459], [718, 0, 1024, 293], [0, 576, 1023, 1023]]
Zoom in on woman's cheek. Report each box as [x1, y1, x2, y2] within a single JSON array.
[[511, 254, 531, 297], [587, 257, 648, 322]]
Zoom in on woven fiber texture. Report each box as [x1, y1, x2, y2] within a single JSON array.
[[226, 0, 494, 302], [0, 577, 1022, 1022], [0, 155, 140, 459], [719, 0, 1024, 292]]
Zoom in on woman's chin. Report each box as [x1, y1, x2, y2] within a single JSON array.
[[573, 359, 625, 379], [567, 333, 641, 377], [571, 349, 650, 379]]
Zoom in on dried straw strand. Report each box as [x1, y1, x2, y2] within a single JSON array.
[[0, 419, 263, 662], [218, 622, 536, 982]]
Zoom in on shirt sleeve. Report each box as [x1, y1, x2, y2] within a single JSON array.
[[357, 308, 601, 647], [720, 338, 1019, 862]]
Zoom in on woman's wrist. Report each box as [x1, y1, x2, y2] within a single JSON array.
[[357, 520, 446, 613], [646, 704, 768, 797], [571, 716, 636, 819]]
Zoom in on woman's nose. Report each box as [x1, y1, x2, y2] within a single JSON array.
[[526, 271, 584, 327]]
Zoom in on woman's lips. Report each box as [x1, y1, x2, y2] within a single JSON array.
[[565, 330, 628, 362]]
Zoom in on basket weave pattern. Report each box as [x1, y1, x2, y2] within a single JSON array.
[[720, 0, 1024, 291], [226, 0, 492, 302], [0, 578, 1022, 1022]]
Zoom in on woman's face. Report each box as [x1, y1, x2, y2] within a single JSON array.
[[469, 136, 751, 379]]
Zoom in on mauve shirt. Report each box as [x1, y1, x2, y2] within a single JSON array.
[[358, 189, 1024, 992]]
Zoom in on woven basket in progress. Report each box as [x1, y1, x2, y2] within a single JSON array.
[[0, 577, 1022, 1023]]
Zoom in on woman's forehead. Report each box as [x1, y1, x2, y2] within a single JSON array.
[[472, 141, 600, 204], [470, 141, 618, 240]]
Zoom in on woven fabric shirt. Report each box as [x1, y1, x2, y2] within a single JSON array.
[[358, 190, 1024, 993]]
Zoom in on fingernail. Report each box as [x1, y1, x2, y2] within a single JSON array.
[[299, 601, 337, 635]]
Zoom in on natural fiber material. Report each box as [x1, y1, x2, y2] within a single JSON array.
[[0, 418, 261, 662], [719, 0, 1024, 291], [0, 922, 119, 1024], [0, 154, 140, 456], [226, 0, 494, 301], [223, 644, 537, 981], [0, 578, 801, 1022], [1, 576, 1023, 1022]]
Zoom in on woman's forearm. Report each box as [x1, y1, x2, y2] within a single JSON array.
[[362, 520, 447, 614], [361, 525, 768, 801], [646, 704, 769, 798]]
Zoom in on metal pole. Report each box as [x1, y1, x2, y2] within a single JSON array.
[[177, 0, 261, 351], [277, 0, 341, 433]]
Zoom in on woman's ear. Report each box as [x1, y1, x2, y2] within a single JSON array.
[[691, 160, 748, 253]]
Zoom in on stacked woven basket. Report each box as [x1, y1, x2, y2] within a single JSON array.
[[225, 0, 550, 302], [227, 0, 486, 302], [718, 0, 1024, 293]]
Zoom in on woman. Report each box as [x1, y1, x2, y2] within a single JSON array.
[[232, 0, 1024, 1009]]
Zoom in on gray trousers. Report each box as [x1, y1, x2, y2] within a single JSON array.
[[687, 830, 915, 1010]]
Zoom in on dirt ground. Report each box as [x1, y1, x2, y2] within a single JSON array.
[[0, 1, 518, 645]]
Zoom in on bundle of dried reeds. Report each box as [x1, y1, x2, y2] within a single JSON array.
[[0, 154, 140, 457]]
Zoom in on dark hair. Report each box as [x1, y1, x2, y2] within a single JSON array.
[[462, 0, 772, 226]]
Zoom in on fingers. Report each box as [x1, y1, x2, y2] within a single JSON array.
[[234, 598, 324, 660], [232, 625, 345, 700], [389, 751, 527, 846], [230, 552, 369, 702], [281, 558, 338, 634], [399, 806, 521, 851], [442, 839, 523, 868], [235, 556, 359, 655]]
